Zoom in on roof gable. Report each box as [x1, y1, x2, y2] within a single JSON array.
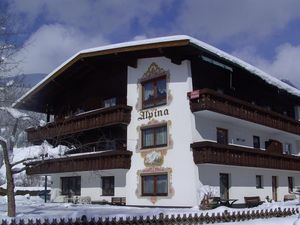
[[13, 35, 300, 110]]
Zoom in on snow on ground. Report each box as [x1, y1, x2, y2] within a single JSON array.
[[0, 185, 49, 191], [0, 195, 299, 225]]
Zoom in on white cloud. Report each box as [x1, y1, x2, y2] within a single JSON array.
[[8, 0, 173, 38], [6, 0, 300, 85], [232, 43, 300, 88], [13, 24, 108, 74], [132, 35, 147, 41], [7, 0, 300, 48], [231, 47, 269, 69], [264, 44, 300, 86], [176, 0, 300, 42]]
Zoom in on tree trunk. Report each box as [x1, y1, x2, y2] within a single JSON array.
[[0, 139, 16, 217]]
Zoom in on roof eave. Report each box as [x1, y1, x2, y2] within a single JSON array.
[[13, 38, 191, 110]]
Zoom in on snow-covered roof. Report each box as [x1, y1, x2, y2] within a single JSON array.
[[13, 35, 300, 108]]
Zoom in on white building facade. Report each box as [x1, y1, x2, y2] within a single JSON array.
[[16, 36, 300, 207]]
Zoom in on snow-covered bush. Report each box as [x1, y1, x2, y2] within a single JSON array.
[[198, 185, 218, 202]]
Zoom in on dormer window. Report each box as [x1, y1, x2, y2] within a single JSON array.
[[142, 77, 166, 109]]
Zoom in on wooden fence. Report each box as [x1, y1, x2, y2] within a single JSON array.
[[1, 207, 299, 225]]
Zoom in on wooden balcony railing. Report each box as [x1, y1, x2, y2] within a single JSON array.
[[189, 89, 300, 135], [192, 141, 300, 171], [27, 105, 132, 143], [25, 150, 132, 175]]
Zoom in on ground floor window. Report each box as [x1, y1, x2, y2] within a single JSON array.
[[61, 176, 81, 196], [256, 175, 263, 189], [141, 174, 168, 196], [219, 173, 229, 199], [288, 177, 294, 193], [101, 176, 115, 196]]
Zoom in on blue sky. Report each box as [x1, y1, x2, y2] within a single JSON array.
[[3, 0, 300, 87]]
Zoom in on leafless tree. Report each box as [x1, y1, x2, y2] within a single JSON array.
[[0, 104, 46, 217], [0, 12, 44, 217]]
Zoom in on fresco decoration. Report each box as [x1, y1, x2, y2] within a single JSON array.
[[139, 62, 169, 82], [135, 167, 174, 204], [142, 150, 167, 167], [135, 62, 172, 111], [135, 119, 173, 152]]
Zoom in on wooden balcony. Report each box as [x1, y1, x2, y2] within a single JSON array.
[[25, 150, 132, 175], [192, 141, 300, 171], [27, 105, 132, 143], [189, 89, 300, 135]]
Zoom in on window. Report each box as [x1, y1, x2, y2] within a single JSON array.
[[141, 174, 168, 196], [61, 176, 81, 196], [253, 136, 260, 148], [256, 175, 263, 189], [288, 177, 294, 193], [284, 143, 292, 155], [104, 97, 116, 108], [142, 125, 167, 149], [217, 128, 228, 144], [101, 176, 115, 196], [142, 77, 166, 109]]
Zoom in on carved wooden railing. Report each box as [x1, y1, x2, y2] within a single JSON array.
[[25, 150, 132, 175], [189, 89, 300, 135], [27, 105, 132, 143], [192, 141, 300, 171]]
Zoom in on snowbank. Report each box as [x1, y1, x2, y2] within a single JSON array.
[[0, 141, 69, 184], [0, 196, 299, 224]]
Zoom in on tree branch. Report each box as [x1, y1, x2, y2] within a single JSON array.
[[0, 135, 7, 145], [12, 167, 26, 174], [10, 156, 37, 168]]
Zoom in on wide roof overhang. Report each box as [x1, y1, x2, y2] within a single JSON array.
[[13, 35, 300, 113]]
